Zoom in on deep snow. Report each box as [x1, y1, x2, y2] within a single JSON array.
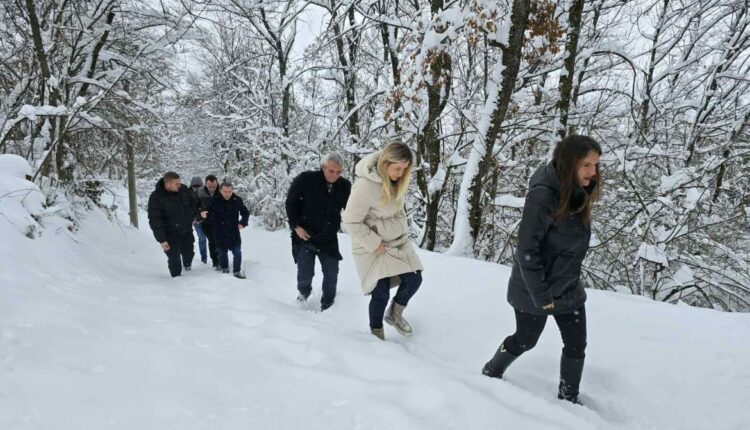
[[0, 179, 748, 429]]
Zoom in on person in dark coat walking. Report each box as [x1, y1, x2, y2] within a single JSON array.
[[482, 135, 602, 405], [210, 182, 250, 279], [196, 175, 220, 269], [285, 153, 351, 311], [148, 172, 204, 277], [189, 176, 208, 264]]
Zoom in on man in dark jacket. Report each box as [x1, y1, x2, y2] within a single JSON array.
[[196, 175, 220, 269], [148, 172, 204, 277], [189, 176, 208, 264], [210, 182, 250, 279], [285, 153, 351, 311]]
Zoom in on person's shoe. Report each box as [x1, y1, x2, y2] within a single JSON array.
[[184, 266, 192, 272], [320, 301, 334, 312], [371, 328, 385, 341], [558, 355, 585, 405], [222, 268, 230, 274], [213, 265, 221, 271], [384, 301, 413, 336], [482, 343, 519, 379], [233, 272, 246, 279], [201, 258, 207, 264]]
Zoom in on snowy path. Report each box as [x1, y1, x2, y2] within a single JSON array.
[[1, 210, 749, 429]]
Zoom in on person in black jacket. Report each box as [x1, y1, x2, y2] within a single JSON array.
[[196, 175, 220, 269], [285, 153, 351, 311], [210, 182, 250, 279], [148, 172, 204, 277], [189, 176, 208, 264], [481, 135, 602, 405]]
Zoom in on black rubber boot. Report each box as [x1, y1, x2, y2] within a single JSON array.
[[558, 354, 585, 404], [482, 343, 519, 379]]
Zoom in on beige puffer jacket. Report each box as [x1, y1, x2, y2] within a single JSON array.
[[342, 151, 424, 294]]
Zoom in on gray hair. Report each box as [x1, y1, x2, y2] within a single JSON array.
[[321, 152, 344, 168]]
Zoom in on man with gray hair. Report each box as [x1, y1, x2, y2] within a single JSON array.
[[285, 153, 351, 311]]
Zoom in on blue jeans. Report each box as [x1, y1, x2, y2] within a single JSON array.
[[369, 271, 422, 329], [218, 244, 242, 273], [194, 222, 207, 262], [296, 245, 339, 306]]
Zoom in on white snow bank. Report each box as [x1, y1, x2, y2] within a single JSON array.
[[0, 154, 45, 237]]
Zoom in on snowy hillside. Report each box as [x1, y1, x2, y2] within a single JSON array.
[[1, 190, 749, 430]]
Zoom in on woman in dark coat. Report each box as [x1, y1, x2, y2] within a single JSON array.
[[482, 135, 602, 405]]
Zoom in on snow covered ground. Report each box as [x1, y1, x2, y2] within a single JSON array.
[[1, 181, 749, 429]]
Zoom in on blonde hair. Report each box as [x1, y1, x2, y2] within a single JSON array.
[[377, 141, 413, 206]]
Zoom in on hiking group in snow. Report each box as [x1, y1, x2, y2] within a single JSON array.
[[146, 135, 602, 405], [147, 174, 249, 279]]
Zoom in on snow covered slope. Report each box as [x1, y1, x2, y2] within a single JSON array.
[[1, 195, 748, 429]]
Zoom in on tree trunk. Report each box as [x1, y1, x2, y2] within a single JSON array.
[[464, 0, 532, 246], [126, 138, 139, 228], [416, 0, 452, 250], [331, 1, 361, 144], [638, 0, 670, 146], [557, 0, 586, 138]]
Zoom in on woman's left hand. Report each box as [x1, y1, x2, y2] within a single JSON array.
[[542, 303, 555, 310]]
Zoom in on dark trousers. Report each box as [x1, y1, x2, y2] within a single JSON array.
[[369, 271, 422, 329], [201, 222, 219, 266], [296, 246, 339, 306], [218, 243, 242, 273], [165, 232, 195, 277], [503, 306, 587, 359]]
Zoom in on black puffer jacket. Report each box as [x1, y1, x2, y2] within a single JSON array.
[[210, 193, 250, 249], [507, 163, 592, 315], [195, 186, 217, 222], [147, 178, 199, 243], [285, 170, 351, 261]]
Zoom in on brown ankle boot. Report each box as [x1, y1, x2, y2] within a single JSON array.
[[371, 327, 385, 340], [384, 301, 413, 336]]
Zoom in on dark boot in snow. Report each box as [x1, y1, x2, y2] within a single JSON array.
[[222, 268, 230, 274], [184, 265, 192, 272], [233, 272, 246, 279], [320, 300, 334, 312], [558, 354, 585, 404], [482, 343, 519, 379]]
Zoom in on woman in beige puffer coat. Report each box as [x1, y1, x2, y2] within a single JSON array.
[[342, 141, 424, 341]]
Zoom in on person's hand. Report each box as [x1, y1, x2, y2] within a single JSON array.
[[200, 211, 208, 219], [160, 242, 170, 252], [295, 226, 310, 241], [542, 303, 555, 310], [375, 242, 386, 255], [192, 220, 198, 225], [238, 224, 245, 230]]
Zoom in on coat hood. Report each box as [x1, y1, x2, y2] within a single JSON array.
[[354, 151, 383, 184], [528, 163, 559, 193], [190, 176, 203, 187]]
